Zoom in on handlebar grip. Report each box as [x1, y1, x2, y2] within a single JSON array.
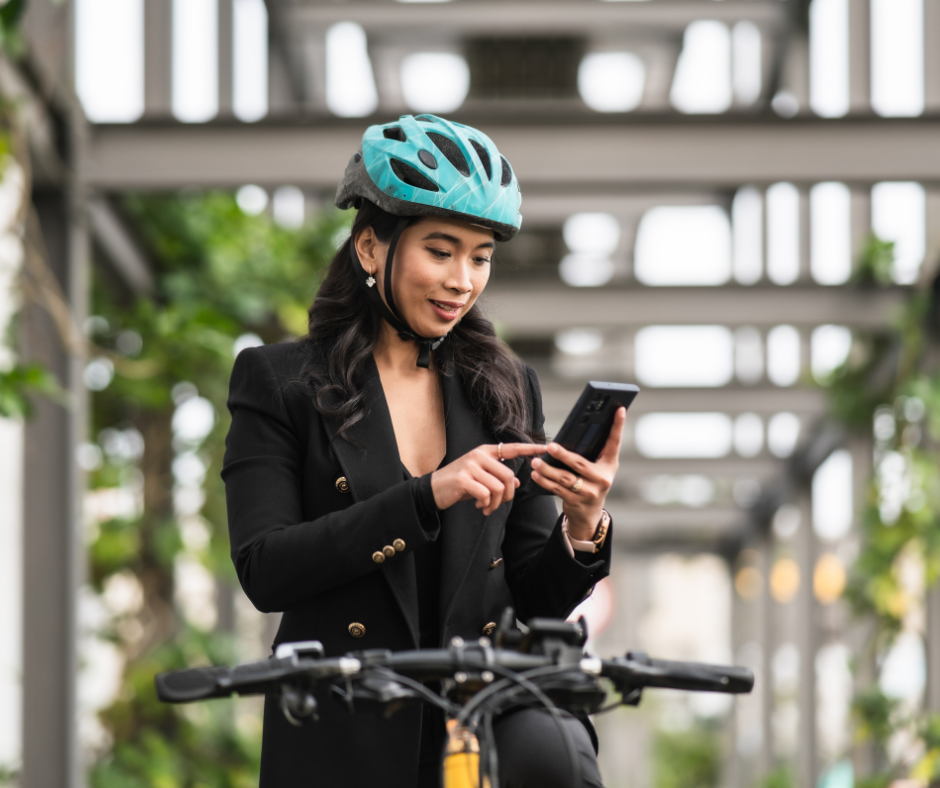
[[603, 656, 754, 695], [155, 665, 233, 703], [647, 658, 754, 694]]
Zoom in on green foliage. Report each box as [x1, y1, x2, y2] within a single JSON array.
[[91, 632, 261, 788], [652, 722, 722, 788], [86, 192, 348, 784], [0, 0, 26, 58], [853, 235, 898, 287], [852, 688, 899, 757], [760, 765, 794, 788], [0, 765, 18, 786], [0, 360, 66, 418]]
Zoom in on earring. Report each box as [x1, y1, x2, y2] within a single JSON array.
[[366, 269, 376, 288]]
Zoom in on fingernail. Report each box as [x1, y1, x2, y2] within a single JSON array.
[[532, 458, 541, 468], [548, 442, 559, 453]]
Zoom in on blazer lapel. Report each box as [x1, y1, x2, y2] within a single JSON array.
[[318, 356, 421, 647], [438, 370, 492, 633]]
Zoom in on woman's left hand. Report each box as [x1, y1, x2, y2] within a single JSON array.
[[530, 407, 626, 542]]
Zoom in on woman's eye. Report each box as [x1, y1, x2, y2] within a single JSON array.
[[475, 257, 492, 265], [427, 247, 450, 259]]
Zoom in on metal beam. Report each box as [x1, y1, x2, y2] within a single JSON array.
[[286, 0, 787, 35], [88, 199, 155, 295], [540, 385, 828, 417], [615, 458, 787, 479], [85, 116, 940, 190], [484, 282, 910, 335]]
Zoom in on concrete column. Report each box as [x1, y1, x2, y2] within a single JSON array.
[[217, 0, 234, 117], [144, 0, 173, 117], [925, 0, 940, 113], [796, 493, 818, 788], [848, 0, 870, 113]]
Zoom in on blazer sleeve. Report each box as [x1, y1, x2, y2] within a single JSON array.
[[500, 366, 613, 622], [222, 347, 439, 613]]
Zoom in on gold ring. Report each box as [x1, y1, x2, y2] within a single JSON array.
[[570, 477, 583, 493], [497, 442, 504, 461]]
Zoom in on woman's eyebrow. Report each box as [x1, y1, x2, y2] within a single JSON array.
[[421, 231, 495, 250]]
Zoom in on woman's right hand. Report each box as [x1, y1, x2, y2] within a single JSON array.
[[431, 443, 548, 516]]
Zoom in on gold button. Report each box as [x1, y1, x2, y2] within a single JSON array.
[[348, 622, 366, 638], [481, 622, 496, 636], [383, 545, 396, 558], [335, 476, 350, 494], [489, 558, 503, 570], [393, 538, 406, 552], [372, 551, 385, 564]]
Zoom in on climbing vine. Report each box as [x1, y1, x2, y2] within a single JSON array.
[[826, 236, 940, 786]]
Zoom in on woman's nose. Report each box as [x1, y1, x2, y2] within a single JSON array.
[[447, 262, 473, 293]]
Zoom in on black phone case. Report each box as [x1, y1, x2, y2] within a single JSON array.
[[545, 382, 639, 474]]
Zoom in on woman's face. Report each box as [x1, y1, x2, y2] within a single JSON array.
[[362, 216, 495, 338]]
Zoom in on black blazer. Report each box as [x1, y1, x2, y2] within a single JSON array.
[[223, 341, 612, 788]]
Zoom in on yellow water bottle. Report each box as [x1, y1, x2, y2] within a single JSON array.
[[442, 719, 492, 788]]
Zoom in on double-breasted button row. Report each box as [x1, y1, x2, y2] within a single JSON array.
[[371, 538, 407, 564]]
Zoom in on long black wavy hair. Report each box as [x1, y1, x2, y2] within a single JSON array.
[[298, 200, 542, 446]]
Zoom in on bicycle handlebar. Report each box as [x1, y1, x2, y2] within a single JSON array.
[[155, 646, 754, 705]]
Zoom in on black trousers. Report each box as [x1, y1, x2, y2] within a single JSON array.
[[417, 705, 605, 788]]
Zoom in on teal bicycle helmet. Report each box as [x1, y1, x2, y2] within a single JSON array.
[[335, 114, 522, 368], [335, 114, 522, 242]]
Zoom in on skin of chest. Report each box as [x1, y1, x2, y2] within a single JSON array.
[[377, 364, 446, 477]]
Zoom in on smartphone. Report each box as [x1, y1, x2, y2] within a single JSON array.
[[545, 381, 639, 473]]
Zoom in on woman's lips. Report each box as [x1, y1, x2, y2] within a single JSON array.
[[429, 299, 465, 321]]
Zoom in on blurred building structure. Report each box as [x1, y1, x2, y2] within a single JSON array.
[[6, 0, 940, 786]]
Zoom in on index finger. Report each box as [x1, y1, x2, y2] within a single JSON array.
[[596, 407, 626, 465], [496, 442, 548, 460]]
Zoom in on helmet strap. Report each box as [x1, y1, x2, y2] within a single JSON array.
[[351, 217, 448, 369]]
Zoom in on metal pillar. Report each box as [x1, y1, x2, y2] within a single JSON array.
[[925, 0, 940, 114], [759, 535, 775, 778], [796, 493, 818, 788], [144, 0, 173, 117], [851, 188, 872, 263], [799, 186, 811, 283], [847, 0, 870, 114], [923, 188, 940, 285], [21, 189, 83, 788], [218, 0, 234, 117]]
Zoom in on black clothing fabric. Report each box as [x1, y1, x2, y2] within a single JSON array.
[[490, 708, 605, 788], [223, 342, 613, 788], [404, 467, 443, 650]]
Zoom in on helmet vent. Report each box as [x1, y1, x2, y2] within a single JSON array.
[[416, 115, 436, 123], [500, 156, 513, 187], [390, 159, 440, 193], [426, 132, 471, 177], [383, 127, 407, 142], [469, 140, 492, 180]]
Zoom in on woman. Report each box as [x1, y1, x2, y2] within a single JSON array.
[[223, 114, 626, 787]]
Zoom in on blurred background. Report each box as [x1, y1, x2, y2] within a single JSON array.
[[0, 0, 939, 786]]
